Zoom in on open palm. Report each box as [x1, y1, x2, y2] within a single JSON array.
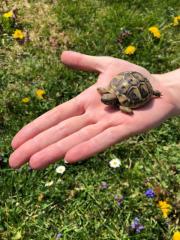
[[9, 51, 175, 169]]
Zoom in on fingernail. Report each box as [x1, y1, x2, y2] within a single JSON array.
[[64, 159, 69, 164]]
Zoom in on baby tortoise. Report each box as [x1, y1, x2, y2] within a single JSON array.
[[97, 71, 161, 114]]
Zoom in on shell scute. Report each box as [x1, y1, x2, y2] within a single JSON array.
[[109, 72, 155, 107]]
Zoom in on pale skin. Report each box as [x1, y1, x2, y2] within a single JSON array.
[[9, 51, 180, 169]]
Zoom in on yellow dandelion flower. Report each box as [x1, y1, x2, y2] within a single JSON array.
[[158, 200, 172, 218], [36, 89, 46, 99], [13, 29, 25, 40], [3, 11, 13, 18], [148, 26, 161, 38], [172, 231, 180, 240], [22, 97, 30, 103], [124, 45, 136, 55], [173, 16, 180, 26]]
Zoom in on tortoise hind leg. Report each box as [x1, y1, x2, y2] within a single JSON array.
[[117, 95, 133, 114], [119, 106, 133, 114], [153, 90, 162, 97]]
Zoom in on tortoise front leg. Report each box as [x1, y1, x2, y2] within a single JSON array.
[[97, 87, 109, 95]]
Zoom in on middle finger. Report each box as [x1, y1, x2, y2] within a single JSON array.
[[29, 120, 109, 169]]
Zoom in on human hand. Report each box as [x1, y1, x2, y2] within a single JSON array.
[[9, 51, 177, 169]]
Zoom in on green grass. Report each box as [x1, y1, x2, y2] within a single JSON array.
[[0, 0, 180, 239]]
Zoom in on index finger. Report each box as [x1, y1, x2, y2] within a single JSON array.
[[61, 51, 113, 73], [11, 97, 84, 149]]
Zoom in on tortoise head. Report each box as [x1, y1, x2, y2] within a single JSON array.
[[101, 93, 118, 106]]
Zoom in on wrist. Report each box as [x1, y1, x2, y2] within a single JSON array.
[[153, 69, 180, 116]]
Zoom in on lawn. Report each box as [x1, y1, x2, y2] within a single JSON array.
[[0, 0, 180, 239]]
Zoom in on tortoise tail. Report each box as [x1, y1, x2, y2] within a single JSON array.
[[153, 90, 162, 97]]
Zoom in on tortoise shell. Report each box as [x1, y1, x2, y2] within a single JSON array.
[[97, 71, 161, 114], [110, 71, 154, 107]]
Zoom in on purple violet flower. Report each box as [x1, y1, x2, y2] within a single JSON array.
[[131, 217, 140, 229], [114, 195, 124, 206], [136, 225, 145, 233], [56, 233, 63, 239], [131, 217, 144, 234], [145, 189, 155, 198], [100, 181, 108, 189]]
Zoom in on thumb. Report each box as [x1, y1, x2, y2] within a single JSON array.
[[60, 51, 112, 73]]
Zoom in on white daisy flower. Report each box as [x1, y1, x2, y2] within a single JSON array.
[[109, 158, 121, 168], [56, 165, 66, 174], [45, 180, 54, 187]]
